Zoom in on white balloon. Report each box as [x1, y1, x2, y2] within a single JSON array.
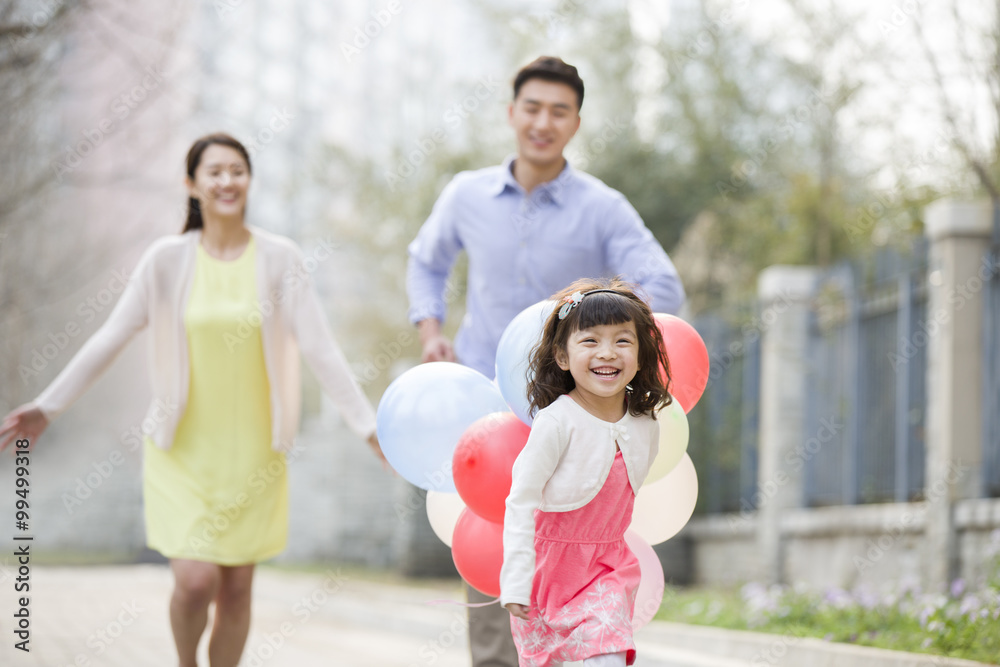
[[495, 300, 555, 426], [376, 362, 510, 492], [630, 454, 698, 545], [426, 490, 467, 547]]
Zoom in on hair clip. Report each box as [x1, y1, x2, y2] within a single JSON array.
[[557, 288, 623, 320], [558, 291, 585, 319]]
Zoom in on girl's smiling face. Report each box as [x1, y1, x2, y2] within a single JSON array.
[[556, 321, 639, 414]]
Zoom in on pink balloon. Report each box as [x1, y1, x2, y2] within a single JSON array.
[[653, 313, 709, 413], [451, 509, 504, 597], [624, 530, 665, 630], [452, 412, 531, 523]]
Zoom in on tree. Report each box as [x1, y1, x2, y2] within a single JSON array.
[[911, 1, 1000, 215], [0, 1, 190, 411]]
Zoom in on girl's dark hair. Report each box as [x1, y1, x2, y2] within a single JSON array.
[[182, 132, 252, 233], [526, 277, 672, 419]]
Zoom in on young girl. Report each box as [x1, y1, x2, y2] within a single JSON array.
[[500, 278, 671, 667]]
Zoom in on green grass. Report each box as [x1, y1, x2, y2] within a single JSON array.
[[654, 582, 1000, 664]]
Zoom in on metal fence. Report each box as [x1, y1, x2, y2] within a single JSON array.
[[803, 243, 929, 506], [985, 205, 1000, 496], [690, 242, 934, 513], [688, 309, 760, 514]]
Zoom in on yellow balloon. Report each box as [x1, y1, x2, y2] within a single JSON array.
[[644, 397, 690, 485], [426, 490, 466, 547], [630, 453, 698, 545]]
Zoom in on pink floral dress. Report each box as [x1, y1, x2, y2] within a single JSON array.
[[510, 450, 641, 666]]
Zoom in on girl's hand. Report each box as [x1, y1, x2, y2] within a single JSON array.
[[367, 433, 392, 471], [0, 403, 49, 453], [505, 603, 530, 621]]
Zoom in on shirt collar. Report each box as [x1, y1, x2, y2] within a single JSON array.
[[492, 155, 521, 197], [491, 155, 575, 206]]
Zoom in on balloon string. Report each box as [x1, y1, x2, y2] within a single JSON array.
[[425, 597, 501, 608]]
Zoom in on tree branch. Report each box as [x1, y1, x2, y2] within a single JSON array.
[[913, 4, 1000, 201]]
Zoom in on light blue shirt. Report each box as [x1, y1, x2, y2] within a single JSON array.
[[406, 156, 686, 378]]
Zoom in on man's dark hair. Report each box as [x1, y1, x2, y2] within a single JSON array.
[[512, 56, 584, 110]]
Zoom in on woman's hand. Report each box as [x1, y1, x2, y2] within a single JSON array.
[[367, 432, 391, 471], [0, 404, 49, 453], [505, 603, 530, 621]]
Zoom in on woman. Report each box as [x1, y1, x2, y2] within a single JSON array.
[[0, 132, 385, 667]]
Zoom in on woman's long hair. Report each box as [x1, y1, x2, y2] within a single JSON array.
[[526, 277, 672, 419], [182, 133, 252, 233]]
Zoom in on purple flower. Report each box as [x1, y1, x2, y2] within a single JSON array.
[[959, 594, 980, 617], [853, 588, 878, 610], [823, 588, 852, 610], [950, 578, 966, 598], [741, 581, 767, 604], [898, 577, 922, 598]]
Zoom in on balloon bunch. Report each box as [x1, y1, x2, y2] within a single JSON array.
[[376, 301, 709, 629]]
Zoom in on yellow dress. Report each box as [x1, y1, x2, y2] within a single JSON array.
[[143, 237, 288, 564]]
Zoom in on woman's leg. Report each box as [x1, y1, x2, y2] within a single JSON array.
[[581, 652, 627, 667], [169, 559, 223, 667], [207, 564, 256, 667]]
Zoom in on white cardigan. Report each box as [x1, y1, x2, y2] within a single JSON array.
[[499, 394, 659, 607], [35, 226, 376, 451]]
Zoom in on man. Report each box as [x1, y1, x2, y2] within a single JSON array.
[[406, 56, 685, 667]]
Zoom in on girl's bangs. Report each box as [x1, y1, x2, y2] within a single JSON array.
[[570, 293, 637, 330]]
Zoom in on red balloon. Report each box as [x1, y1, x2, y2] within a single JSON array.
[[452, 412, 531, 523], [653, 313, 709, 413], [451, 508, 504, 596]]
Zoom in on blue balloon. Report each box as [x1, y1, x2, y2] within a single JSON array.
[[376, 362, 510, 492], [494, 300, 556, 426]]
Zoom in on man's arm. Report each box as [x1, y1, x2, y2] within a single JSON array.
[[604, 196, 686, 314], [406, 178, 465, 361]]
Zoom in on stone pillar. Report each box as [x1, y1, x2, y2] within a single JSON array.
[[924, 198, 993, 590], [756, 266, 819, 584]]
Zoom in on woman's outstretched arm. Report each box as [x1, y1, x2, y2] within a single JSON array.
[[1, 247, 153, 451]]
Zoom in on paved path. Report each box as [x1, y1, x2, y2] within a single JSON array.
[[0, 564, 688, 667]]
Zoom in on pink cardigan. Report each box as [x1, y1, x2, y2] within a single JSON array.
[[35, 226, 377, 451]]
